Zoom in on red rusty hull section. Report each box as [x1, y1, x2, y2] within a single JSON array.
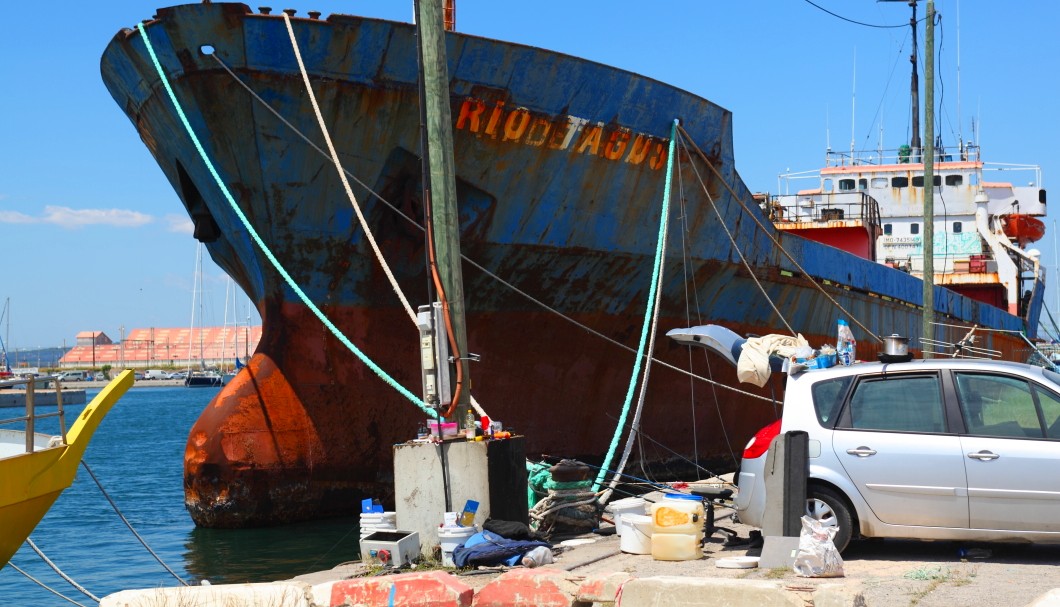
[[185, 295, 781, 527]]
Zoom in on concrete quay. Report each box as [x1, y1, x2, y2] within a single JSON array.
[[101, 512, 1060, 607]]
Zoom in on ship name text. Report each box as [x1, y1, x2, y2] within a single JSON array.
[[455, 97, 669, 170]]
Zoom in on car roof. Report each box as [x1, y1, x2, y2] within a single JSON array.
[[791, 357, 1049, 382]]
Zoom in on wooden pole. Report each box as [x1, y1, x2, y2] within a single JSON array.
[[415, 0, 470, 413], [922, 0, 936, 354]]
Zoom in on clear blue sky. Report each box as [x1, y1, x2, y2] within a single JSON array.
[[1, 1, 1057, 349]]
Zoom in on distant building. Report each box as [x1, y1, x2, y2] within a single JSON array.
[[59, 326, 262, 369], [76, 331, 113, 347]]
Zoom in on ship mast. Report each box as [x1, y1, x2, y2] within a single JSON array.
[[908, 0, 922, 162]]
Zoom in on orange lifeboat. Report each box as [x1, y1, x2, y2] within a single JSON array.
[[1001, 214, 1046, 246]]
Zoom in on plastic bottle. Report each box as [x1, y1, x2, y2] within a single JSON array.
[[837, 319, 856, 366], [464, 408, 475, 440]]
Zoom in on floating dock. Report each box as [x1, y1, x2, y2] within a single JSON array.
[[0, 389, 87, 408]]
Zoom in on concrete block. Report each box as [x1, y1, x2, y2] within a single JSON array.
[[313, 570, 472, 607], [101, 582, 310, 607], [616, 577, 807, 607], [576, 572, 633, 606], [395, 437, 527, 558], [472, 567, 580, 607]]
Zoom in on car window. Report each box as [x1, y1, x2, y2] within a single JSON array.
[[954, 372, 1044, 438], [811, 375, 853, 426], [847, 374, 944, 433], [1033, 382, 1060, 439]]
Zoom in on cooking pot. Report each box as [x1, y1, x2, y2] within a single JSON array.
[[883, 334, 909, 357]]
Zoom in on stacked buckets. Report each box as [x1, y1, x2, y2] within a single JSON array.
[[359, 511, 398, 543], [608, 497, 653, 555]]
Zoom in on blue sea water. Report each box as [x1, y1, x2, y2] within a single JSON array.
[[0, 386, 361, 606]]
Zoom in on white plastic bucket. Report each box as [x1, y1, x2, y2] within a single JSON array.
[[438, 526, 477, 567], [608, 497, 646, 536], [619, 514, 653, 554], [360, 512, 397, 540]]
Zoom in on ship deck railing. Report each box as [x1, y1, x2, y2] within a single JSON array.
[[0, 375, 67, 454], [774, 146, 1041, 191], [767, 191, 881, 228]]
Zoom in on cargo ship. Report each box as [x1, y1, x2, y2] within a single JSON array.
[[100, 3, 1046, 527]]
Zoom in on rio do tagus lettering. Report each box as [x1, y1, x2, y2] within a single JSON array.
[[454, 97, 669, 170]]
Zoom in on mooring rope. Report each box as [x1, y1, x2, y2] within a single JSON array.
[[674, 152, 739, 468], [675, 132, 796, 336], [676, 124, 883, 343], [601, 122, 676, 501], [136, 22, 435, 417], [80, 461, 189, 586], [281, 13, 417, 327], [206, 51, 778, 405], [203, 53, 494, 420], [592, 120, 678, 493], [7, 562, 93, 607], [25, 538, 101, 601]]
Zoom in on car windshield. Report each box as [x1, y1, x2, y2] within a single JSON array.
[[1043, 368, 1060, 389]]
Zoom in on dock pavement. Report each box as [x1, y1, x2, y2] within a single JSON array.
[[101, 500, 1060, 607]]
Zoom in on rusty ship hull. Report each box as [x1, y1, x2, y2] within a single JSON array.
[[100, 3, 1043, 527]]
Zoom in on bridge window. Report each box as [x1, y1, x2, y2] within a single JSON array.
[[823, 178, 834, 192], [884, 223, 893, 235], [945, 174, 963, 186], [953, 221, 963, 233], [871, 177, 887, 188], [859, 178, 868, 190], [892, 177, 909, 188], [912, 175, 942, 187], [911, 223, 920, 235]]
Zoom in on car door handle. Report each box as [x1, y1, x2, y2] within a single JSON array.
[[967, 450, 1000, 461], [846, 446, 877, 457]]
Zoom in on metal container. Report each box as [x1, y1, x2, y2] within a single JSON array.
[[884, 334, 909, 357]]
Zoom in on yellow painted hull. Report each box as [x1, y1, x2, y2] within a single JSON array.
[[0, 371, 133, 569]]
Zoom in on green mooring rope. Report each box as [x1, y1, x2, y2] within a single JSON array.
[[135, 23, 434, 417], [592, 119, 679, 492]]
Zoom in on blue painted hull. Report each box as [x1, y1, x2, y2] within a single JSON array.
[[100, 4, 1040, 526]]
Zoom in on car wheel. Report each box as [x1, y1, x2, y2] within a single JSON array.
[[806, 485, 854, 553]]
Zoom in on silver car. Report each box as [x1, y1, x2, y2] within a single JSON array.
[[734, 357, 1060, 552]]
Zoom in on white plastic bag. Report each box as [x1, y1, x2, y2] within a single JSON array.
[[792, 515, 844, 578]]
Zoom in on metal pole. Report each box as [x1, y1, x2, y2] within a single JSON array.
[[922, 0, 936, 355], [909, 0, 921, 162], [25, 377, 35, 453]]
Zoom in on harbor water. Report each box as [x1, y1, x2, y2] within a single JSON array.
[[0, 386, 361, 606]]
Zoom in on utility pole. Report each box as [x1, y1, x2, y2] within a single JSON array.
[[922, 0, 936, 355], [415, 0, 470, 416]]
